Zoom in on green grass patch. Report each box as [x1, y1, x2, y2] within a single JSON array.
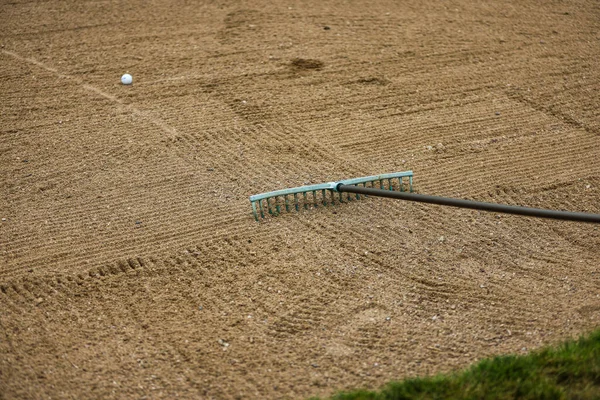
[[313, 329, 600, 400]]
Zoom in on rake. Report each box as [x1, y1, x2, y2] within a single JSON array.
[[249, 171, 600, 223]]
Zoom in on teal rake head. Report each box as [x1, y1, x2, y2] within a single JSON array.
[[249, 171, 413, 221]]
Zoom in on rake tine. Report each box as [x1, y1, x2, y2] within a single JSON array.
[[251, 201, 259, 221], [329, 189, 335, 204], [312, 190, 317, 207], [267, 198, 273, 214], [388, 178, 393, 191], [303, 192, 308, 209], [294, 193, 299, 211], [355, 184, 360, 199], [399, 177, 404, 192], [379, 179, 384, 189], [259, 199, 265, 218], [322, 189, 327, 205], [409, 175, 413, 192], [285, 195, 290, 212], [275, 197, 281, 214]]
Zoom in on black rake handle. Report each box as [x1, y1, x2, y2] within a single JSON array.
[[337, 184, 600, 224]]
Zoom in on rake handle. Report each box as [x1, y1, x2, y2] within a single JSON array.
[[337, 184, 600, 224]]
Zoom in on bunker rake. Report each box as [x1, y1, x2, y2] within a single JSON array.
[[249, 171, 600, 224]]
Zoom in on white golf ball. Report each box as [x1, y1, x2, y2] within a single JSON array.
[[121, 74, 133, 85]]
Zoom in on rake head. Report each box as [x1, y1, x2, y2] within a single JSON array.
[[249, 171, 413, 221]]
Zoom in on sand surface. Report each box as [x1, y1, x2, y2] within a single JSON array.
[[1, 0, 599, 398]]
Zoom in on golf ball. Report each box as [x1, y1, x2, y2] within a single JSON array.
[[121, 74, 133, 85]]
